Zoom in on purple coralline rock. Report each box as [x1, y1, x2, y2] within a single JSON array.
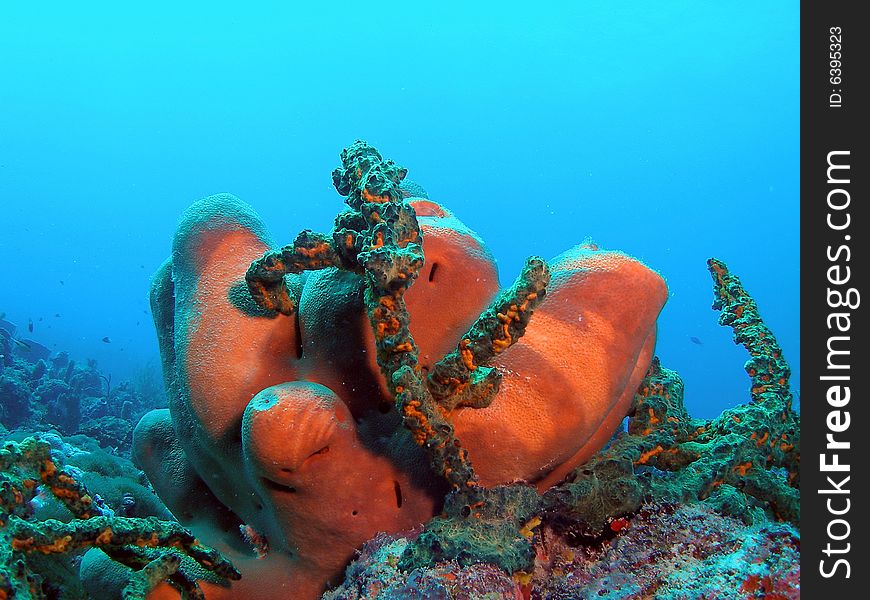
[[544, 504, 800, 600], [325, 503, 798, 600], [0, 367, 32, 427], [35, 378, 82, 434], [323, 533, 522, 600], [534, 503, 799, 599]]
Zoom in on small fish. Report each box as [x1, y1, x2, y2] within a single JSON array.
[[13, 338, 32, 351], [38, 316, 43, 322], [689, 336, 703, 345], [28, 319, 34, 333], [102, 336, 112, 343], [54, 313, 61, 317], [60, 280, 64, 285], [0, 312, 5, 320]]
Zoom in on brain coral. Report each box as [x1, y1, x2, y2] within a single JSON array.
[[131, 144, 667, 599]]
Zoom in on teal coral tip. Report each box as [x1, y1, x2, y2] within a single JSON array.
[[332, 139, 408, 208], [707, 257, 793, 410]]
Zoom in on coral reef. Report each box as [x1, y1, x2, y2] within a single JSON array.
[[323, 533, 522, 600], [399, 484, 543, 575], [326, 502, 799, 600], [0, 368, 30, 429], [541, 258, 799, 541], [0, 342, 162, 453], [0, 436, 239, 599], [131, 141, 667, 598], [386, 255, 800, 594], [2, 142, 800, 599]]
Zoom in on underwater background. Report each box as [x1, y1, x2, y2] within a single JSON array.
[[0, 2, 798, 420]]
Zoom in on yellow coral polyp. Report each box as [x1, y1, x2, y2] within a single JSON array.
[[95, 527, 114, 546], [11, 537, 34, 552], [136, 532, 161, 547], [491, 337, 511, 353], [42, 459, 57, 479], [459, 339, 476, 371], [519, 516, 541, 539], [362, 188, 390, 203], [375, 317, 401, 340], [296, 242, 331, 258], [51, 487, 80, 500], [636, 445, 664, 465], [37, 535, 73, 554], [733, 462, 753, 476], [403, 400, 437, 444]]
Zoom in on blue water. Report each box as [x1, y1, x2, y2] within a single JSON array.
[[0, 2, 798, 420]]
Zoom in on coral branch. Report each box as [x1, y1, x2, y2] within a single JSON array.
[[8, 515, 236, 579], [1, 437, 105, 522], [333, 141, 476, 491], [707, 257, 792, 408], [244, 140, 481, 492], [1, 437, 239, 599], [427, 256, 550, 410], [245, 142, 555, 494], [246, 230, 341, 315], [121, 553, 180, 600]]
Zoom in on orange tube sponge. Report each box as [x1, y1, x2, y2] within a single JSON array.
[[129, 144, 667, 599]]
